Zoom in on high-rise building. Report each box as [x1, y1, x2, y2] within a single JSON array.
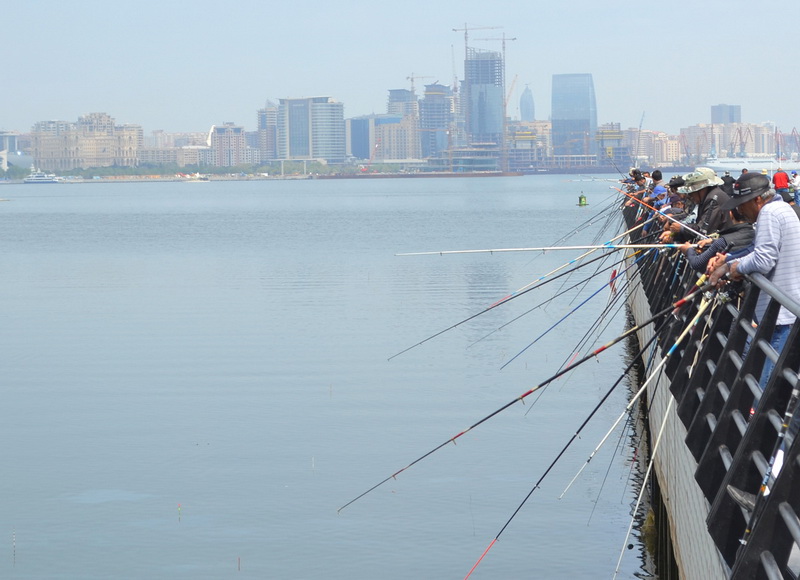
[[551, 73, 597, 157], [711, 104, 741, 125], [387, 89, 418, 117], [520, 85, 535, 122], [463, 47, 504, 145], [419, 83, 454, 159], [257, 101, 278, 161], [208, 122, 257, 167], [277, 97, 345, 163]]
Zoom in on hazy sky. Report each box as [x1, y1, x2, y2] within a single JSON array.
[[5, 0, 798, 136]]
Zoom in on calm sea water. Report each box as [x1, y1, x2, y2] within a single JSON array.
[[0, 175, 648, 579]]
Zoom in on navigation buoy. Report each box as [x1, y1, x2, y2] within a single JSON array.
[[577, 194, 588, 206]]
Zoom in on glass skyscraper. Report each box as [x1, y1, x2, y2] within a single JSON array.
[[519, 85, 535, 122], [277, 97, 345, 162], [551, 73, 597, 156], [463, 47, 504, 145]]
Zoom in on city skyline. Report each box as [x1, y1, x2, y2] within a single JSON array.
[[5, 0, 798, 137]]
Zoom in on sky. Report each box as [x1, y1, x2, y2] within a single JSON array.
[[4, 0, 799, 137]]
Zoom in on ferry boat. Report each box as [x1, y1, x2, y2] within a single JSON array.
[[23, 165, 62, 184], [704, 156, 800, 173]]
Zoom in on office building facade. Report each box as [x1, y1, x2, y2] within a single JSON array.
[[463, 47, 504, 145], [419, 83, 454, 159], [551, 74, 597, 157], [31, 112, 142, 170], [277, 97, 345, 163], [711, 104, 741, 125]]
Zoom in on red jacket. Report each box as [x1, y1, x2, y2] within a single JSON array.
[[773, 171, 790, 189]]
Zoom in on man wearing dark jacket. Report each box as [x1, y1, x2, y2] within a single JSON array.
[[660, 167, 733, 243]]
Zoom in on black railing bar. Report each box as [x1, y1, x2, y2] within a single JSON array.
[[781, 367, 799, 390], [732, 410, 749, 438], [729, 350, 744, 373], [745, 373, 762, 400], [757, 337, 780, 366], [778, 502, 800, 550], [757, 550, 783, 580], [766, 409, 784, 433], [736, 315, 758, 340], [753, 449, 770, 476], [720, 444, 734, 470], [749, 272, 800, 320]]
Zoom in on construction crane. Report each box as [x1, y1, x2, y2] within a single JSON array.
[[505, 74, 518, 108], [452, 24, 501, 59], [406, 73, 434, 95]]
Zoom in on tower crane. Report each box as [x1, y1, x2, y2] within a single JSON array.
[[452, 24, 501, 58], [406, 73, 434, 95]]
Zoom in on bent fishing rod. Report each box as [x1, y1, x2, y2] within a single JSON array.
[[337, 282, 712, 514], [461, 313, 673, 580], [388, 219, 659, 361]]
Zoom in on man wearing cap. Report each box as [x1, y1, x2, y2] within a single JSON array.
[[660, 167, 732, 243], [710, 171, 800, 512], [709, 171, 800, 337]]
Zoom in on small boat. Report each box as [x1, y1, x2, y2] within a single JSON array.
[[23, 165, 62, 184]]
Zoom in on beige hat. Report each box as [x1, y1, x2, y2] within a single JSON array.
[[678, 167, 724, 194]]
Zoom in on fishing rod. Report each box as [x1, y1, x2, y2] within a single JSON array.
[[462, 312, 673, 580], [337, 284, 712, 514], [522, 268, 646, 418], [396, 243, 692, 257], [467, 251, 639, 349], [739, 348, 800, 546], [387, 249, 616, 361], [613, 186, 711, 241], [612, 296, 720, 578], [388, 217, 656, 362], [612, 396, 675, 579], [499, 250, 653, 371], [559, 294, 714, 498]]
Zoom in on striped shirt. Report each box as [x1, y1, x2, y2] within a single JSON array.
[[734, 196, 800, 324]]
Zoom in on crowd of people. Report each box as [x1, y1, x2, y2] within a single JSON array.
[[622, 164, 800, 513]]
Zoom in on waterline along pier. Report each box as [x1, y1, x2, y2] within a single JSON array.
[[622, 204, 800, 579]]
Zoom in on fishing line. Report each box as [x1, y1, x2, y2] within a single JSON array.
[[387, 221, 654, 362], [387, 250, 617, 361], [612, 396, 675, 580], [559, 294, 714, 499], [338, 286, 710, 514], [467, 251, 637, 350], [499, 251, 655, 371], [462, 315, 673, 580]]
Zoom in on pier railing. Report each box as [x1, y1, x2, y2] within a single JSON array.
[[624, 210, 800, 579]]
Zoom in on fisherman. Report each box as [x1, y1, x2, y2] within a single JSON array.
[[709, 172, 800, 513], [792, 170, 800, 205], [709, 171, 800, 382], [773, 167, 790, 201], [720, 171, 735, 196], [677, 207, 753, 272], [660, 167, 732, 243]]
